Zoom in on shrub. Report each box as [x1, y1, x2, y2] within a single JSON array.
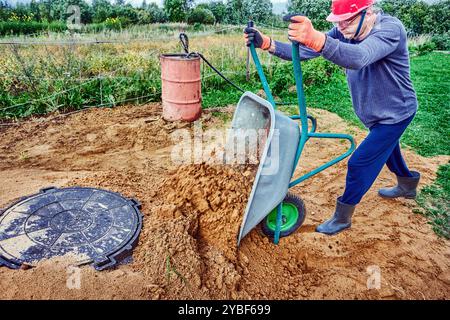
[[0, 21, 66, 36], [104, 17, 123, 31], [288, 0, 333, 31], [269, 57, 342, 96], [431, 32, 450, 50], [416, 41, 436, 56], [193, 22, 203, 31], [187, 7, 216, 25]]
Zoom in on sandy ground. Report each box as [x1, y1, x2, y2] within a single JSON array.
[[0, 103, 448, 300]]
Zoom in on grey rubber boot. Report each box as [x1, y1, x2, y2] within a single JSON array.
[[316, 197, 356, 236], [378, 171, 420, 199]]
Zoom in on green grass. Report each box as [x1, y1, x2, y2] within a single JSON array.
[[304, 70, 361, 128], [405, 53, 450, 157], [415, 163, 450, 239], [0, 21, 67, 36]]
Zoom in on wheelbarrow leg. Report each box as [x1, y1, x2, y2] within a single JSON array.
[[274, 203, 283, 244]]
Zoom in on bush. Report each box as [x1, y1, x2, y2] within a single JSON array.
[[193, 22, 203, 31], [288, 0, 333, 31], [432, 32, 450, 50], [104, 17, 123, 30], [0, 21, 66, 36], [416, 41, 436, 55], [380, 0, 450, 36], [187, 7, 216, 25], [269, 57, 342, 96]]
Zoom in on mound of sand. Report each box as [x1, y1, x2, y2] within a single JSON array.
[[0, 104, 448, 300], [0, 255, 150, 300], [162, 164, 257, 262]]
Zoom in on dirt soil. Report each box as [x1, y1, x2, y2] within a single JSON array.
[[0, 103, 448, 300]]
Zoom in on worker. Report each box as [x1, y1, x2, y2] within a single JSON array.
[[244, 0, 420, 235]]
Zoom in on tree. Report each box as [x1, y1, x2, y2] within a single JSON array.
[[37, 0, 53, 22], [288, 0, 333, 31], [187, 7, 215, 24], [55, 0, 93, 24], [379, 0, 450, 35], [146, 2, 168, 23], [114, 3, 139, 24], [226, 0, 244, 24], [208, 1, 227, 23], [195, 1, 227, 23], [92, 0, 113, 23], [225, 0, 274, 24], [242, 0, 273, 22], [428, 0, 450, 34], [380, 0, 419, 17], [28, 0, 41, 22], [0, 1, 10, 21], [164, 0, 194, 22]]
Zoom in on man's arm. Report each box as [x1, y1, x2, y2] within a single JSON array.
[[321, 23, 401, 70], [269, 28, 339, 61]]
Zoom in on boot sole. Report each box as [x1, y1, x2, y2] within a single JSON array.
[[378, 193, 416, 200], [315, 225, 351, 236]]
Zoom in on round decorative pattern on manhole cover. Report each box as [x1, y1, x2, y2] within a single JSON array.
[[0, 187, 143, 270]]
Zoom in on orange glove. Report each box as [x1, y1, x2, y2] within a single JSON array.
[[244, 27, 271, 51], [288, 16, 326, 52]]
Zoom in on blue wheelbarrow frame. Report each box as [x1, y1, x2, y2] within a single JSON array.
[[247, 27, 356, 245]]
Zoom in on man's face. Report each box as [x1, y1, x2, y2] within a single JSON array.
[[334, 13, 364, 39]]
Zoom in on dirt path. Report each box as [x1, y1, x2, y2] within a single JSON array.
[[0, 104, 448, 299]]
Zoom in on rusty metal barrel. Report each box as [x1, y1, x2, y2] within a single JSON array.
[[160, 54, 202, 122]]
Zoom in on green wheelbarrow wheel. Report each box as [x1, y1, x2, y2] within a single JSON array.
[[260, 192, 306, 238]]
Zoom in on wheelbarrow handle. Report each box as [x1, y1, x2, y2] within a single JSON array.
[[283, 12, 306, 48], [282, 13, 305, 22], [246, 20, 277, 108], [285, 30, 308, 143]]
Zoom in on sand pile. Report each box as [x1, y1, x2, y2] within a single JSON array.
[[0, 104, 189, 173], [0, 255, 149, 300], [126, 162, 259, 299], [131, 207, 245, 299], [161, 164, 257, 262], [132, 211, 205, 298], [0, 104, 449, 300]]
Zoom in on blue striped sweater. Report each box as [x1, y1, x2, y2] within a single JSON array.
[[272, 13, 418, 128]]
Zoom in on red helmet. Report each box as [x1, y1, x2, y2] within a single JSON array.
[[327, 0, 374, 22]]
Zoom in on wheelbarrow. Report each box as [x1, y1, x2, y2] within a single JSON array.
[[235, 17, 356, 246]]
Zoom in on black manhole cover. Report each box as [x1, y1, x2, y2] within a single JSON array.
[[0, 187, 143, 270]]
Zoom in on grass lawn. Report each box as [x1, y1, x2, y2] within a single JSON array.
[[415, 163, 449, 239], [405, 53, 450, 157]]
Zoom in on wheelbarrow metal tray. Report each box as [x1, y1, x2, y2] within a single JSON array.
[[231, 92, 300, 245]]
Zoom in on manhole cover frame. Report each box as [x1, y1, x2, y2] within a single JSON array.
[[0, 186, 143, 270]]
